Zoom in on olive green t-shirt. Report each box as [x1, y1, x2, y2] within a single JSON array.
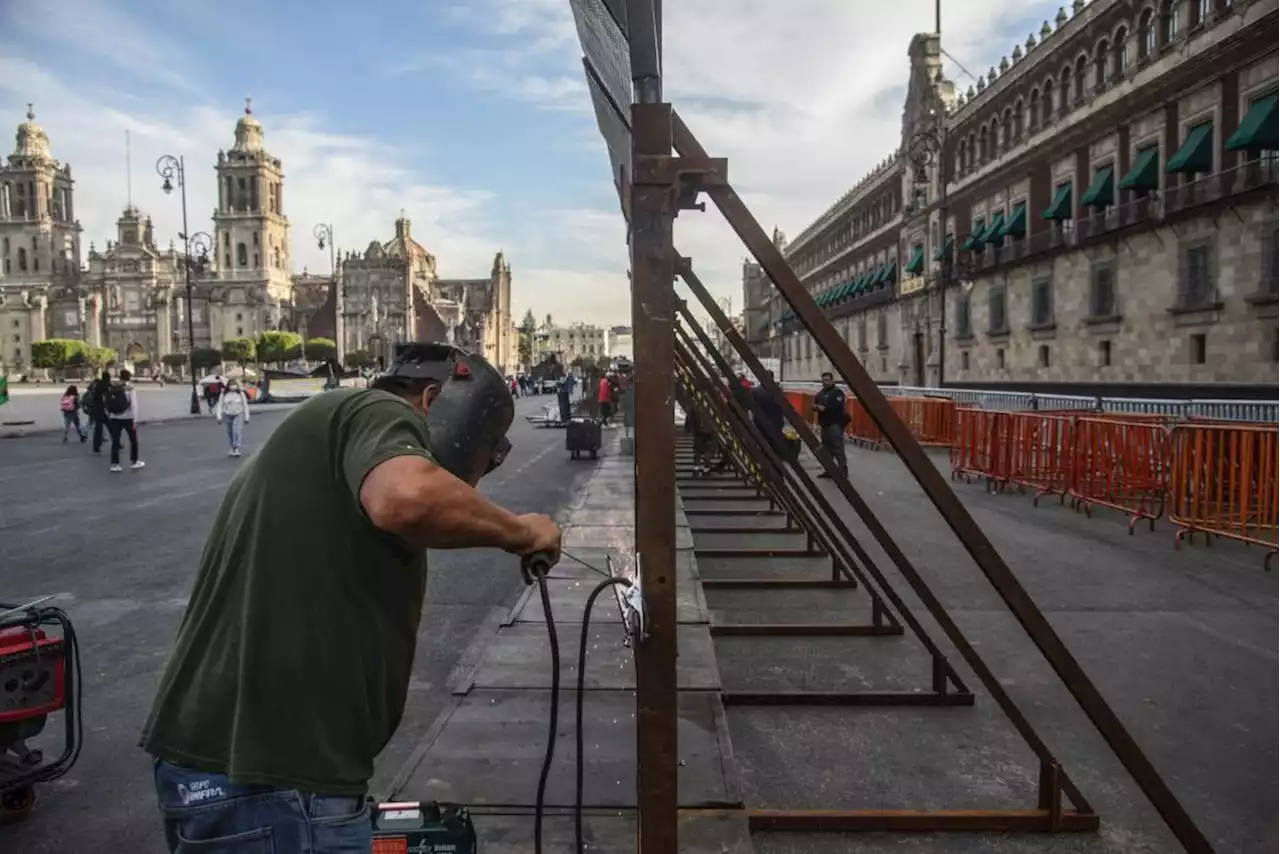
[[139, 388, 435, 796]]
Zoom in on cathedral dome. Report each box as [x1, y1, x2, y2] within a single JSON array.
[[13, 104, 51, 159], [232, 98, 265, 153]]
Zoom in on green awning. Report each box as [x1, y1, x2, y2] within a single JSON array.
[[999, 202, 1027, 238], [933, 234, 953, 261], [875, 262, 891, 285], [1118, 146, 1160, 191], [840, 281, 855, 299], [819, 290, 832, 306], [978, 211, 1006, 244], [903, 245, 925, 275], [853, 272, 869, 293], [1080, 165, 1115, 208], [1042, 183, 1073, 220], [1226, 93, 1278, 153], [880, 259, 897, 284], [1166, 122, 1214, 174], [962, 220, 985, 251]]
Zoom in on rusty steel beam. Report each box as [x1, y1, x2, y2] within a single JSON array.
[[700, 579, 854, 589], [746, 809, 1101, 833], [670, 114, 1214, 852], [710, 624, 903, 638], [677, 295, 974, 697], [676, 254, 1098, 817], [721, 691, 975, 708], [677, 315, 880, 591], [682, 508, 783, 517], [628, 98, 679, 854]]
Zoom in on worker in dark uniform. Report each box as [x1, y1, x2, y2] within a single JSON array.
[[750, 378, 787, 460], [140, 344, 559, 854], [812, 370, 849, 479]]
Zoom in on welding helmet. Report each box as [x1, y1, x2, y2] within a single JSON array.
[[382, 342, 515, 486]]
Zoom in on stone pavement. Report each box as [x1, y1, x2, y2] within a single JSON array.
[[390, 428, 754, 852], [0, 384, 297, 437], [688, 441, 1276, 854]]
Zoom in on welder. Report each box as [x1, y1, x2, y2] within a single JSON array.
[[139, 342, 560, 853]]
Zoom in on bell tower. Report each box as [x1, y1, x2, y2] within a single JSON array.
[[210, 99, 291, 346]]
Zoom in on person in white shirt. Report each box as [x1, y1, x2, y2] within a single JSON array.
[[105, 368, 145, 472], [215, 378, 251, 457]]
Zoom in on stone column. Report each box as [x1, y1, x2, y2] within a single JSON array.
[[155, 293, 171, 360]]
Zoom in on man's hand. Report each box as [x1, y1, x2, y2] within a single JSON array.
[[512, 514, 561, 562]]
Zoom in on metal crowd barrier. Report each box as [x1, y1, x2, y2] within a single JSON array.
[[787, 386, 1278, 563], [782, 383, 1279, 423]]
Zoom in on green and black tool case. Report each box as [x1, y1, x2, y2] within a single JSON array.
[[370, 801, 477, 854]]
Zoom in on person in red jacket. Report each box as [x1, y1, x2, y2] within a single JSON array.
[[598, 373, 613, 424]]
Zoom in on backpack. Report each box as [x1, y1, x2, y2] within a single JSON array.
[[60, 394, 76, 412], [105, 383, 131, 416]]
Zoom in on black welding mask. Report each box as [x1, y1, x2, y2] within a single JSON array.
[[382, 343, 515, 486]]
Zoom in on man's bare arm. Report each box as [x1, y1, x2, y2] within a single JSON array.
[[359, 454, 556, 555]]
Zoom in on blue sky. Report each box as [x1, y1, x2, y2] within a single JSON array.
[[0, 0, 1047, 326]]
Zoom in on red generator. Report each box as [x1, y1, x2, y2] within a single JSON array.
[[0, 598, 82, 818]]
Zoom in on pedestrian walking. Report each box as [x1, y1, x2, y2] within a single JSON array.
[[105, 368, 145, 472], [60, 384, 87, 444], [215, 378, 251, 457], [812, 370, 849, 479], [85, 370, 111, 453], [598, 373, 613, 424]]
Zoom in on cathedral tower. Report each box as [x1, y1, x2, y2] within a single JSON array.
[[210, 100, 291, 346], [0, 105, 81, 284]]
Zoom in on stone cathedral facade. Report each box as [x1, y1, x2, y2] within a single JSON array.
[[0, 104, 516, 375]]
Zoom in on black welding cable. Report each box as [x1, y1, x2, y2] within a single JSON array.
[[574, 577, 631, 852], [530, 556, 632, 854]]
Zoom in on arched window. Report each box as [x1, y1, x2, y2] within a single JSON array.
[[990, 118, 1000, 156], [1191, 0, 1209, 27], [1061, 67, 1073, 107], [1074, 55, 1088, 101], [1013, 99, 1025, 141], [1029, 89, 1041, 132], [17, 247, 27, 271], [1114, 27, 1129, 76], [273, 247, 281, 268], [1161, 0, 1180, 46], [1001, 108, 1013, 149], [967, 133, 977, 169], [1139, 8, 1156, 56], [979, 126, 989, 162], [1043, 78, 1056, 124], [236, 242, 247, 267], [1095, 40, 1111, 87], [957, 140, 967, 175]]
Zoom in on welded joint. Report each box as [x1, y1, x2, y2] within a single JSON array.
[[616, 553, 648, 647], [631, 154, 728, 187]]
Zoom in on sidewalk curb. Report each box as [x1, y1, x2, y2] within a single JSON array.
[[0, 404, 299, 439]]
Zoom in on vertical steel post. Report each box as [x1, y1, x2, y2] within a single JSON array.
[[630, 99, 679, 854]]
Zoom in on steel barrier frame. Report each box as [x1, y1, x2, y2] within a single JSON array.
[[572, 0, 1214, 848]]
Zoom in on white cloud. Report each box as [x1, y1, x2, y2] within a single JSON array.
[[452, 0, 1049, 313]]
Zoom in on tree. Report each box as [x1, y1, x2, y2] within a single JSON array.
[[86, 347, 118, 375], [347, 349, 377, 369], [518, 309, 537, 368], [222, 337, 257, 365], [30, 339, 85, 373], [191, 347, 223, 372], [304, 337, 337, 363], [256, 330, 302, 366]]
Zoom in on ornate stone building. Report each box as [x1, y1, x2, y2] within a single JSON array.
[[0, 101, 520, 376], [761, 0, 1278, 392], [334, 216, 515, 372], [0, 107, 86, 369]]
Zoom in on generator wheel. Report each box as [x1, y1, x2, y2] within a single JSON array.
[[2, 786, 36, 816]]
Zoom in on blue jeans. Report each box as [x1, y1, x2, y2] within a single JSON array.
[[153, 759, 372, 853], [224, 414, 243, 450]]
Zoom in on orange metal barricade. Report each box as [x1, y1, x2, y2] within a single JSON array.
[[844, 399, 884, 447], [950, 408, 1016, 489], [1007, 413, 1076, 504], [1069, 416, 1171, 532], [893, 396, 956, 447], [1168, 422, 1279, 562]]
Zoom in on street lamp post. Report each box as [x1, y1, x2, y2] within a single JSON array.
[[908, 108, 961, 388], [314, 223, 339, 366], [157, 154, 210, 415]]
